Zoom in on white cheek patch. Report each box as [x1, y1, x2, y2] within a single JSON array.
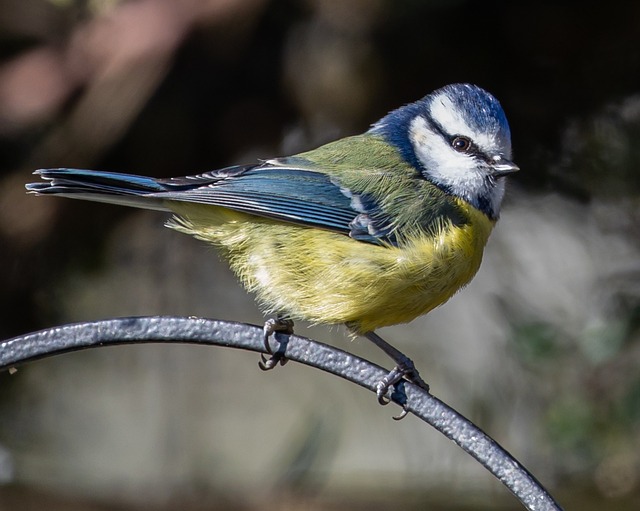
[[429, 95, 500, 154], [409, 116, 486, 204]]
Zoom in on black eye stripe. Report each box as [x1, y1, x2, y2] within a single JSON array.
[[422, 115, 478, 153], [422, 115, 449, 141], [418, 114, 490, 161], [451, 136, 484, 157]]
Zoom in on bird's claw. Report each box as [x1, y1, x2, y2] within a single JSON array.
[[259, 317, 294, 370], [258, 352, 288, 370], [262, 317, 294, 354], [376, 361, 430, 420], [376, 367, 403, 405]]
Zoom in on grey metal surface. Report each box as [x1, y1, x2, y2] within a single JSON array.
[[0, 317, 563, 510]]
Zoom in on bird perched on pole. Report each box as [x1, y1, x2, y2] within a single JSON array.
[[27, 83, 518, 417]]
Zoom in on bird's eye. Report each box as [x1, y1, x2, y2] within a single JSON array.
[[451, 136, 471, 152]]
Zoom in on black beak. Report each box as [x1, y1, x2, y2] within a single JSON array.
[[489, 155, 520, 178]]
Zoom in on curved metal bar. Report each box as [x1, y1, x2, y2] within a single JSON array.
[[0, 316, 564, 510]]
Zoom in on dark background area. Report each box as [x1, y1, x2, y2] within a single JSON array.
[[0, 0, 639, 509], [1, 0, 640, 335]]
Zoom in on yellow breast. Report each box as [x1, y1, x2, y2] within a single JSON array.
[[168, 199, 495, 333]]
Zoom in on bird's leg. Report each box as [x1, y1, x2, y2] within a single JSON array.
[[258, 316, 294, 371], [361, 330, 431, 419]]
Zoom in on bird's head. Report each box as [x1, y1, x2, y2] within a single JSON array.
[[370, 83, 519, 220]]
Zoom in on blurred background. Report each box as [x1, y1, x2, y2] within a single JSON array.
[[1, 0, 640, 509]]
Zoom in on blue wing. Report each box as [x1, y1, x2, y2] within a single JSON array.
[[27, 164, 399, 246]]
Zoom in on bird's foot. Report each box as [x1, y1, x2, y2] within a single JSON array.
[[376, 356, 430, 421], [358, 330, 431, 420], [258, 317, 294, 371]]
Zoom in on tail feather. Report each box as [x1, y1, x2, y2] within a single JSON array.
[[26, 168, 173, 211]]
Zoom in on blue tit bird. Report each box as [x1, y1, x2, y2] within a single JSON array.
[[27, 83, 518, 414]]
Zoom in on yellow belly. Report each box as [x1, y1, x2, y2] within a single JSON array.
[[167, 200, 494, 333]]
